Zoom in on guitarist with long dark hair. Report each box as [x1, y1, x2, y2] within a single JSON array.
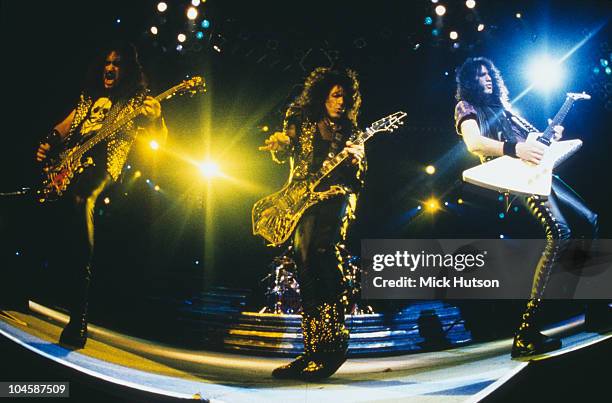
[[34, 42, 167, 349], [454, 57, 601, 357], [259, 67, 365, 379]]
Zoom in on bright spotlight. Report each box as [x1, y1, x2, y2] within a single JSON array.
[[134, 170, 142, 178], [191, 0, 201, 6], [515, 12, 522, 19], [425, 197, 440, 212], [154, 185, 161, 192], [465, 0, 476, 9], [199, 161, 221, 178], [149, 140, 160, 150], [103, 197, 111, 205], [526, 55, 565, 91], [157, 2, 167, 12], [477, 23, 485, 32], [425, 165, 436, 175], [187, 7, 198, 20], [457, 198, 464, 204], [449, 31, 458, 40], [150, 26, 158, 35], [178, 33, 187, 43], [435, 5, 446, 16]]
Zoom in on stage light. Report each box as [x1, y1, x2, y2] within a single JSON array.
[[157, 2, 167, 12], [432, 29, 440, 36], [515, 12, 522, 19], [457, 198, 464, 204], [199, 161, 221, 178], [435, 5, 446, 16], [465, 0, 476, 9], [498, 195, 504, 201], [176, 44, 183, 52], [499, 234, 505, 239], [213, 45, 221, 53], [424, 16, 433, 25], [425, 198, 440, 213], [431, 0, 439, 3], [196, 31, 204, 40], [606, 67, 612, 75], [103, 197, 111, 205], [513, 206, 519, 212], [178, 33, 187, 43], [150, 26, 158, 35], [525, 55, 564, 91], [115, 18, 121, 24], [149, 140, 160, 150], [134, 170, 142, 178], [498, 212, 505, 219], [195, 260, 200, 265], [154, 185, 161, 192], [262, 125, 269, 132], [449, 31, 458, 40], [452, 42, 460, 49], [201, 19, 210, 29], [187, 6, 198, 20], [191, 0, 201, 6], [15, 251, 20, 256], [444, 201, 449, 206], [425, 165, 436, 175], [600, 58, 609, 67], [477, 23, 485, 32], [145, 179, 151, 184]]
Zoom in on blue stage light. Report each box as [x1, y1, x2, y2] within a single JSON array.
[[201, 19, 210, 29], [196, 31, 204, 39], [513, 206, 519, 212], [601, 58, 609, 67], [498, 195, 504, 201], [525, 55, 565, 91], [424, 16, 433, 25], [498, 212, 505, 219], [606, 66, 612, 75], [432, 29, 440, 36], [593, 66, 601, 74]]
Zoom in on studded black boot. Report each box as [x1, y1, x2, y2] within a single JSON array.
[[272, 311, 315, 379], [512, 298, 561, 357], [59, 266, 90, 349], [299, 301, 349, 380]]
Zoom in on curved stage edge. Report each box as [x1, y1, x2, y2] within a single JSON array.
[[1, 302, 610, 402]]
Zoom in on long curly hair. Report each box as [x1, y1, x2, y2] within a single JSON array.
[[290, 67, 361, 128], [455, 57, 509, 108], [82, 41, 147, 100]]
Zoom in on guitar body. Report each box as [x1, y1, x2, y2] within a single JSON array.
[[252, 179, 347, 246], [462, 139, 582, 197], [37, 148, 95, 202]]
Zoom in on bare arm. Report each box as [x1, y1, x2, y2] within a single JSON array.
[[459, 118, 545, 164], [36, 110, 76, 162]]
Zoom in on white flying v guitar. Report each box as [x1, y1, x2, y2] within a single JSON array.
[[462, 92, 590, 197]]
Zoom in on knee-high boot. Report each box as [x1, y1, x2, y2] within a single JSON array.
[[512, 198, 566, 358], [300, 300, 349, 380], [59, 265, 91, 349]]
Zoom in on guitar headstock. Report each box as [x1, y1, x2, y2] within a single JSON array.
[[567, 91, 591, 101], [178, 76, 207, 97], [369, 111, 407, 134]]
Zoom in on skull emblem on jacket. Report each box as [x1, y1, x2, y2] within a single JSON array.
[[81, 97, 112, 134]]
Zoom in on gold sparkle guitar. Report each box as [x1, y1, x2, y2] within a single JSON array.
[[252, 111, 407, 246]]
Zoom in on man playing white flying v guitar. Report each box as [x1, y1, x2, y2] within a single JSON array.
[[454, 57, 599, 358]]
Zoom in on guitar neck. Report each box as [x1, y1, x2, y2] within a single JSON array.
[[541, 96, 575, 142], [73, 85, 180, 160], [311, 128, 374, 185]]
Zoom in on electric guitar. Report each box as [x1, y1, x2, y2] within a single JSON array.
[[252, 111, 407, 246], [36, 76, 206, 203], [462, 92, 590, 197]]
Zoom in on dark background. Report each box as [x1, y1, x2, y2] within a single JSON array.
[[1, 0, 610, 338]]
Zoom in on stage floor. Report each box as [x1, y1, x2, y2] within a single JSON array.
[[1, 303, 609, 402]]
